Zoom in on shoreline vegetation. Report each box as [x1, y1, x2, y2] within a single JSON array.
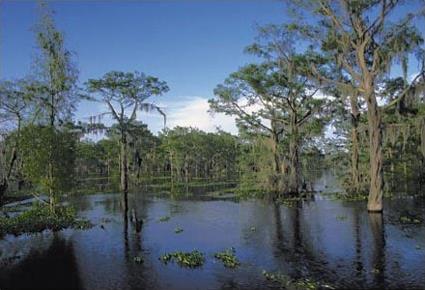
[[0, 203, 92, 237]]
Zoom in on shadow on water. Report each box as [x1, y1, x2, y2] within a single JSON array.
[[1, 189, 425, 290], [0, 234, 83, 290]]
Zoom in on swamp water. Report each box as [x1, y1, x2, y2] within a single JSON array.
[[0, 190, 425, 290]]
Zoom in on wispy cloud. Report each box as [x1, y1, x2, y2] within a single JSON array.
[[163, 96, 237, 134]]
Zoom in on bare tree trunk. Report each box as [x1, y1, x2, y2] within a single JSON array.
[[366, 89, 384, 212], [350, 95, 361, 192], [271, 132, 281, 175], [289, 125, 300, 195], [169, 152, 174, 190], [0, 146, 18, 205], [0, 179, 7, 205], [270, 131, 282, 197], [184, 156, 189, 184], [120, 132, 129, 211]]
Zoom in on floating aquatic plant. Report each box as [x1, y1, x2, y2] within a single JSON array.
[[399, 215, 422, 224], [214, 248, 240, 268], [158, 216, 171, 222], [174, 227, 184, 234], [336, 215, 347, 221], [160, 250, 205, 268], [262, 270, 334, 290]]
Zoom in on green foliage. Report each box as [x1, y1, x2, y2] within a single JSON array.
[[160, 250, 205, 268], [0, 203, 92, 236], [210, 24, 329, 196], [174, 227, 184, 234], [336, 215, 347, 221], [262, 270, 334, 290], [399, 215, 422, 225], [33, 1, 79, 125], [19, 125, 76, 196], [214, 248, 240, 268], [160, 127, 239, 183], [158, 216, 170, 222]]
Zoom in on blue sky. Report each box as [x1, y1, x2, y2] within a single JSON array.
[[1, 0, 288, 134], [1, 1, 424, 135]]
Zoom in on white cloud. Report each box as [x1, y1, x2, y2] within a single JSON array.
[[139, 96, 238, 135]]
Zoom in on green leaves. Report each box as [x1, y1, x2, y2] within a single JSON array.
[[19, 125, 76, 196], [0, 203, 92, 236], [86, 71, 169, 104], [160, 250, 205, 268], [214, 248, 240, 268]]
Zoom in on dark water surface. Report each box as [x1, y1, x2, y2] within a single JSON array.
[[1, 192, 425, 290]]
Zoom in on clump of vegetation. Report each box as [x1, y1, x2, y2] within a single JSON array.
[[262, 270, 334, 290], [174, 227, 183, 234], [133, 256, 144, 264], [160, 250, 205, 268], [158, 216, 170, 222], [214, 248, 240, 268], [399, 215, 422, 224], [0, 203, 92, 236], [325, 192, 368, 202], [275, 195, 315, 208], [336, 215, 347, 221]]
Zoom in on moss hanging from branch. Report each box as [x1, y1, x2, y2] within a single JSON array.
[[416, 117, 425, 158], [383, 124, 401, 147]]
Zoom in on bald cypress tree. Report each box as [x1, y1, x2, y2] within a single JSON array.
[[286, 0, 424, 211]]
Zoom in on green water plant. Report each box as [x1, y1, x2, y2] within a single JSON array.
[[0, 203, 92, 236], [174, 227, 184, 234], [336, 215, 347, 221], [214, 247, 240, 268], [262, 270, 334, 290], [399, 215, 422, 224], [160, 250, 205, 268], [158, 216, 171, 222]]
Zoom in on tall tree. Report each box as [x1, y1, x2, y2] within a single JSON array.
[[211, 25, 327, 196], [32, 1, 78, 127], [20, 2, 80, 210], [287, 0, 424, 211], [86, 71, 168, 209]]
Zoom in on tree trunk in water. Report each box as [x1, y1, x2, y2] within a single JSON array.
[[271, 133, 281, 175], [48, 153, 55, 213], [0, 179, 7, 205], [270, 132, 282, 196], [288, 132, 300, 195], [350, 95, 361, 192], [366, 90, 384, 212], [120, 133, 129, 211]]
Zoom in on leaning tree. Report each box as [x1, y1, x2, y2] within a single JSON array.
[[86, 71, 168, 210]]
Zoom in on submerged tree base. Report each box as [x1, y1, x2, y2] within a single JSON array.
[[0, 204, 92, 236]]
